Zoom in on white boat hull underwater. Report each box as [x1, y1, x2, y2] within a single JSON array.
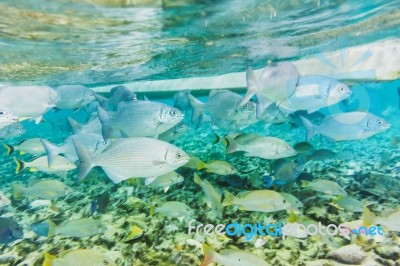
[[93, 38, 400, 93]]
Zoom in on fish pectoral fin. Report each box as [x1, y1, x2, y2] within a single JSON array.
[[102, 167, 127, 184], [307, 108, 319, 114], [144, 176, 157, 186], [238, 205, 247, 211], [18, 117, 31, 122], [29, 168, 38, 172], [163, 186, 170, 193], [152, 160, 166, 166], [34, 116, 43, 124]]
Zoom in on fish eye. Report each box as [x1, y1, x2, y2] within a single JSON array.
[[243, 103, 249, 109], [0, 196, 2, 199], [0, 111, 4, 116], [169, 110, 177, 116], [176, 153, 183, 159], [103, 260, 109, 265], [377, 120, 383, 125]]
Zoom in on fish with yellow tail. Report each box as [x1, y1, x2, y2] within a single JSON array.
[[222, 190, 290, 212], [363, 207, 400, 232], [194, 173, 223, 218], [201, 243, 270, 266], [43, 249, 116, 266], [197, 160, 237, 175]]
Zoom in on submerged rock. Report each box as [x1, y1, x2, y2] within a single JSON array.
[[328, 244, 367, 264]]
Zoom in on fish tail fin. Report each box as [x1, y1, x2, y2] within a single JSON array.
[[46, 220, 57, 237], [362, 207, 376, 227], [196, 161, 206, 171], [94, 93, 109, 109], [201, 243, 217, 266], [239, 66, 259, 107], [12, 183, 26, 198], [195, 113, 206, 129], [193, 172, 202, 184], [300, 180, 309, 188], [300, 116, 317, 141], [72, 140, 95, 181], [211, 133, 221, 144], [263, 175, 274, 188], [14, 157, 25, 174], [4, 144, 14, 156], [67, 116, 82, 134], [97, 105, 111, 140], [187, 94, 204, 123], [43, 252, 56, 266], [222, 190, 236, 206], [288, 210, 298, 223], [255, 93, 273, 119], [224, 136, 238, 154], [41, 139, 60, 167]]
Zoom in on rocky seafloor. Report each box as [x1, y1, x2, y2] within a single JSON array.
[[0, 112, 399, 266]]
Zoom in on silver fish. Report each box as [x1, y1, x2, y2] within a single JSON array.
[[42, 133, 104, 166], [14, 155, 76, 177], [13, 179, 73, 200], [188, 90, 255, 124], [97, 101, 183, 139], [0, 123, 25, 139], [95, 85, 137, 110], [5, 138, 46, 156], [202, 243, 270, 266], [158, 122, 190, 142], [73, 137, 189, 184], [301, 111, 390, 141], [278, 75, 351, 114], [155, 201, 193, 219], [67, 116, 102, 135], [224, 133, 297, 160], [55, 85, 95, 109], [0, 85, 59, 123], [49, 218, 106, 238], [240, 62, 299, 118], [146, 171, 184, 192], [0, 106, 18, 130]]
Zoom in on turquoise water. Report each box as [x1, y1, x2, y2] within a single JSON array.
[[0, 1, 400, 265]]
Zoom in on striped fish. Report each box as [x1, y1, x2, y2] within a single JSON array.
[[73, 137, 189, 184]]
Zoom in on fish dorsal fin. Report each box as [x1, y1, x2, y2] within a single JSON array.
[[237, 191, 251, 198], [208, 89, 224, 101], [58, 249, 84, 258]]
